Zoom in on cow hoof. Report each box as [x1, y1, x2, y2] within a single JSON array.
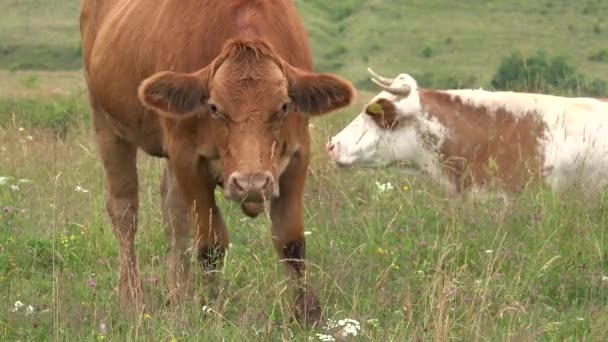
[[293, 291, 322, 328], [241, 202, 266, 218]]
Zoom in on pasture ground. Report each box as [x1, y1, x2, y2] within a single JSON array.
[[1, 92, 608, 340]]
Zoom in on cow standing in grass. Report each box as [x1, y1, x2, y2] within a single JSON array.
[[80, 0, 354, 324], [328, 68, 608, 194]]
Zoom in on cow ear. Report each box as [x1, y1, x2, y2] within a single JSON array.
[[138, 70, 209, 117], [286, 65, 355, 116]]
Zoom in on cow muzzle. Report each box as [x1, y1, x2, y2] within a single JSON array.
[[225, 171, 277, 202], [327, 140, 353, 168]]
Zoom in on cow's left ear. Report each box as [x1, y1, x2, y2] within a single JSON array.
[[138, 69, 210, 118], [286, 65, 355, 116]]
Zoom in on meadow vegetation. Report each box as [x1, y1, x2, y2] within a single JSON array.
[[1, 0, 608, 340]]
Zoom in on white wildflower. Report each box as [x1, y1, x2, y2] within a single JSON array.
[[26, 135, 33, 141], [304, 231, 312, 236], [26, 305, 34, 315], [342, 325, 358, 337], [345, 319, 361, 326], [10, 185, 19, 192], [375, 181, 394, 193], [313, 334, 335, 342], [602, 276, 608, 282], [475, 279, 482, 284], [576, 317, 584, 321], [75, 185, 89, 193], [485, 250, 493, 255], [325, 318, 362, 337], [339, 319, 361, 337], [324, 318, 337, 330], [18, 127, 24, 132], [11, 301, 25, 312], [98, 321, 108, 334], [202, 305, 213, 314], [0, 176, 11, 185], [366, 318, 380, 328]]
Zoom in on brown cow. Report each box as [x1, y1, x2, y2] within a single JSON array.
[[80, 0, 354, 324]]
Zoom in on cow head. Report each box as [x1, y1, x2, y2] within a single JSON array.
[[139, 39, 354, 205], [327, 68, 429, 168]]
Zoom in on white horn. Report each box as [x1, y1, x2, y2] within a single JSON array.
[[370, 78, 411, 96], [367, 67, 394, 85]]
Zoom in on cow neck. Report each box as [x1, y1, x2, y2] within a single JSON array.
[[417, 89, 546, 192]]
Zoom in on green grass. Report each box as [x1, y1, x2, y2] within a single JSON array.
[[589, 49, 608, 63], [0, 94, 88, 136], [1, 0, 608, 340], [0, 0, 81, 71], [1, 100, 608, 340]]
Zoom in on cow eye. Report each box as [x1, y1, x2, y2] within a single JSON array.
[[208, 103, 227, 121], [270, 102, 290, 123]]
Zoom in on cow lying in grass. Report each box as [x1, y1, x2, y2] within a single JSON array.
[[328, 68, 608, 194]]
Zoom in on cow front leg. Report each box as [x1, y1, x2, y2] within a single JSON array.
[[270, 154, 320, 327], [195, 202, 229, 290], [161, 162, 194, 303], [94, 116, 142, 309], [170, 157, 229, 303]]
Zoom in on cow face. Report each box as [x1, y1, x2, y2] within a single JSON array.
[[139, 39, 354, 204], [328, 72, 424, 168]]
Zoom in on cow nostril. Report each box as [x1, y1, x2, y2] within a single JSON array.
[[229, 174, 250, 192], [230, 176, 246, 192], [327, 141, 339, 159], [260, 176, 270, 189]]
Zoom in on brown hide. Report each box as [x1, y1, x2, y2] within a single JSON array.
[[418, 90, 546, 192], [80, 0, 353, 324], [364, 98, 405, 130]]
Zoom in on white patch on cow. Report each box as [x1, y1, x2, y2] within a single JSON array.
[[540, 98, 608, 191], [330, 72, 608, 192], [329, 74, 447, 176]]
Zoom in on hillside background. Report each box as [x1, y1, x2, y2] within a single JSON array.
[[1, 0, 607, 96]]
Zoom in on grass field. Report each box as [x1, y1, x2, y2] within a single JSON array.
[[1, 0, 608, 341]]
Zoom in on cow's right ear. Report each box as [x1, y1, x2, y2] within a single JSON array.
[[285, 64, 355, 116], [138, 70, 209, 117]]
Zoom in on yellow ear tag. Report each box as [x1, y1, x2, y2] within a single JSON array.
[[366, 102, 383, 116]]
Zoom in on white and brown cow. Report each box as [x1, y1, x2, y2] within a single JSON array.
[[328, 68, 608, 194]]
